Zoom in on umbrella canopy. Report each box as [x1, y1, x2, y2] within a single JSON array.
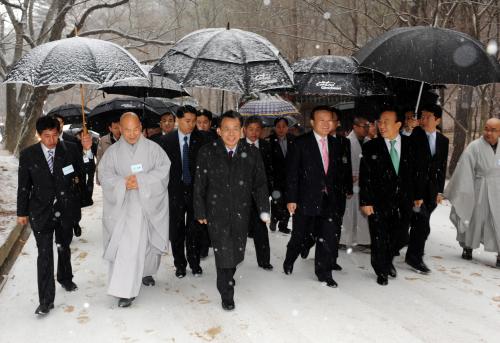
[[46, 104, 91, 125], [4, 37, 148, 86], [144, 97, 179, 115], [239, 99, 299, 124], [88, 97, 160, 135], [292, 55, 390, 96], [150, 27, 294, 94], [99, 65, 188, 98], [353, 26, 500, 86]]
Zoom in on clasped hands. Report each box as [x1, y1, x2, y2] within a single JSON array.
[[125, 175, 138, 190]]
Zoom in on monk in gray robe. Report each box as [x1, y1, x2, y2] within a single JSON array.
[[444, 118, 500, 268], [98, 112, 171, 307]]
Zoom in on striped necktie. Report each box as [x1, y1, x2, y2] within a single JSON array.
[[47, 149, 54, 174], [389, 140, 399, 175]]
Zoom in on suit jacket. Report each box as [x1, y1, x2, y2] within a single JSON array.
[[332, 134, 354, 197], [254, 139, 273, 194], [17, 141, 84, 232], [411, 126, 449, 207], [160, 129, 208, 212], [286, 131, 349, 219], [359, 135, 416, 218], [269, 133, 294, 192]]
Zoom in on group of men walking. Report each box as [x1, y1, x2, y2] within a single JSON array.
[[16, 102, 500, 315]]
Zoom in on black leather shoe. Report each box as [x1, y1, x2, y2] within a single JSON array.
[[496, 257, 500, 268], [259, 263, 273, 271], [279, 228, 291, 234], [118, 297, 135, 308], [462, 248, 473, 260], [321, 278, 338, 288], [406, 258, 431, 274], [142, 276, 155, 286], [35, 303, 54, 315], [376, 274, 388, 286], [221, 300, 235, 311], [175, 268, 186, 278], [61, 281, 78, 292], [270, 222, 277, 232], [332, 263, 342, 271], [283, 262, 293, 275], [192, 266, 203, 277], [388, 264, 397, 278], [231, 278, 236, 286], [73, 224, 82, 237], [300, 247, 311, 259]]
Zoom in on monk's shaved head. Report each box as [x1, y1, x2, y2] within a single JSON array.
[[120, 112, 142, 144], [483, 117, 500, 145]]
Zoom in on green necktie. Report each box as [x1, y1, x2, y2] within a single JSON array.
[[389, 140, 399, 175]]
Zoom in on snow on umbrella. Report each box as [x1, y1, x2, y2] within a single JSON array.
[[239, 99, 299, 120], [99, 65, 188, 98], [150, 26, 294, 94], [292, 55, 390, 96], [46, 104, 91, 125], [353, 26, 500, 111], [144, 97, 179, 115], [88, 97, 160, 135]]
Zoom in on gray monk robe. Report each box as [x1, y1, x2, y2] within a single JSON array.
[[445, 137, 500, 253], [98, 135, 170, 298]]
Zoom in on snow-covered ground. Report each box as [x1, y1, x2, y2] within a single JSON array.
[[0, 150, 18, 248], [0, 186, 499, 343]]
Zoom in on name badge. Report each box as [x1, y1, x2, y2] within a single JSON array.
[[83, 156, 90, 163], [62, 164, 74, 175], [131, 163, 143, 173]]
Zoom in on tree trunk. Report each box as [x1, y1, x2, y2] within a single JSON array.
[[4, 84, 22, 152], [448, 86, 473, 175]]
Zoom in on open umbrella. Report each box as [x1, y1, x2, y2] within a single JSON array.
[[46, 104, 91, 125], [353, 26, 500, 111], [239, 99, 299, 118], [4, 36, 148, 132], [150, 26, 294, 94], [143, 97, 179, 115], [292, 55, 390, 96], [88, 97, 160, 135]]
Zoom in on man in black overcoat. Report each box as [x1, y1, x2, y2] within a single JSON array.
[[359, 107, 421, 286], [407, 104, 449, 273], [194, 111, 270, 311], [283, 106, 350, 288], [17, 116, 88, 315]]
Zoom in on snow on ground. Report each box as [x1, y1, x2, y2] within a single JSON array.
[[0, 186, 499, 343], [0, 150, 18, 248]]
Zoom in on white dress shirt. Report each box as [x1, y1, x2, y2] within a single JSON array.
[[313, 131, 329, 171], [246, 138, 259, 148], [384, 134, 401, 157]]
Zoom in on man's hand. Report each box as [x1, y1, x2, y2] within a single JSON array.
[[414, 199, 424, 208], [125, 175, 138, 190], [81, 133, 92, 151], [17, 216, 28, 225], [260, 212, 271, 223], [287, 203, 297, 215], [346, 193, 353, 199], [361, 206, 374, 216], [352, 176, 359, 183], [198, 219, 208, 224], [436, 193, 444, 204]]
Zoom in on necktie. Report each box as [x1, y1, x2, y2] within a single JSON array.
[[228, 150, 233, 159], [47, 149, 54, 174], [280, 138, 287, 156], [320, 137, 329, 174], [389, 140, 399, 175], [427, 133, 436, 156], [182, 136, 191, 185]]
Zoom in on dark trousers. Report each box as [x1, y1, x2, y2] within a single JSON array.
[[271, 190, 290, 230], [216, 267, 236, 302], [33, 218, 73, 306], [407, 203, 436, 261], [368, 210, 410, 276], [170, 186, 202, 271], [248, 202, 270, 266], [199, 223, 211, 257], [284, 197, 340, 280]]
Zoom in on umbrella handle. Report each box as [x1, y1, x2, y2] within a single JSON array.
[[80, 84, 88, 135], [414, 81, 424, 116]]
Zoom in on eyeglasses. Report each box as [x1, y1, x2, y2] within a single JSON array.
[[354, 123, 370, 129]]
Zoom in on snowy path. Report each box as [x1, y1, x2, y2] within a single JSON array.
[[1, 187, 499, 343]]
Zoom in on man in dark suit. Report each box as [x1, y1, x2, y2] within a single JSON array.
[[269, 117, 294, 234], [283, 106, 349, 288], [243, 115, 274, 270], [194, 111, 270, 311], [407, 104, 449, 273], [359, 107, 421, 286], [17, 116, 88, 315], [159, 105, 207, 278]]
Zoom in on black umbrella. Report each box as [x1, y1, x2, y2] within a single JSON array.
[[46, 104, 91, 125], [88, 97, 160, 135], [292, 55, 390, 96], [144, 97, 179, 115], [353, 26, 500, 110], [150, 26, 294, 94]]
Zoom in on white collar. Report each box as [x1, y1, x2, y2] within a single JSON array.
[[313, 130, 328, 142], [384, 134, 401, 144], [246, 138, 259, 148]]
